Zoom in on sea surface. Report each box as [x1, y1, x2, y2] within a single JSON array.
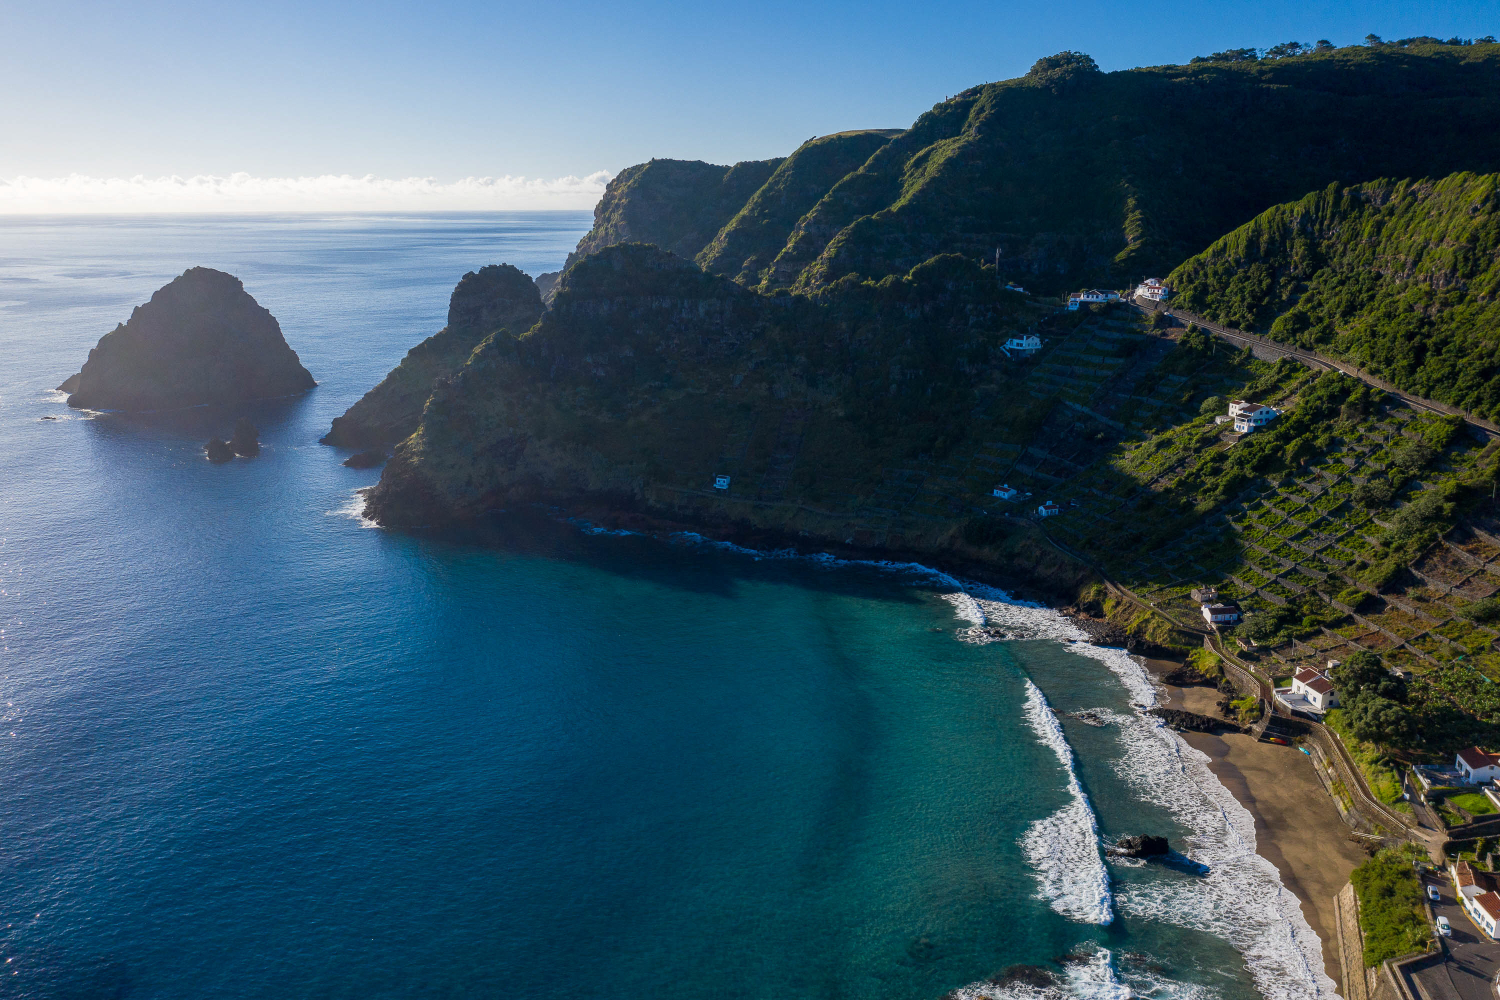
[[0, 215, 1329, 1000]]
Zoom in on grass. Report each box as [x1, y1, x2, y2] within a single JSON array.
[[1351, 847, 1432, 967], [1447, 792, 1498, 816]]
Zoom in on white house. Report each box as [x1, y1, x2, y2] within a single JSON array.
[[1453, 861, 1500, 938], [1003, 333, 1043, 356], [1290, 668, 1339, 711], [1067, 289, 1120, 311], [992, 484, 1018, 500], [1201, 602, 1241, 626], [714, 474, 731, 490], [1230, 399, 1280, 433], [1004, 282, 1027, 294], [1457, 747, 1500, 783], [1037, 501, 1061, 517], [1136, 278, 1170, 302]]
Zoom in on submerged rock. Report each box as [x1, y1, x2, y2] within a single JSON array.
[[229, 418, 260, 457], [321, 264, 544, 449], [205, 438, 234, 463], [61, 267, 314, 411]]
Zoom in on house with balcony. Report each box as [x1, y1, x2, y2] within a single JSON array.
[[1135, 279, 1170, 302], [1229, 399, 1280, 433]]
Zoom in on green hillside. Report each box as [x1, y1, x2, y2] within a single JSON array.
[[1168, 172, 1500, 417], [566, 42, 1500, 295]]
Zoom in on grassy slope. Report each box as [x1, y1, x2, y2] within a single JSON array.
[[558, 43, 1500, 297], [1169, 172, 1500, 417]]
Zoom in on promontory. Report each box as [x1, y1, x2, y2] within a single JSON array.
[[59, 267, 315, 411]]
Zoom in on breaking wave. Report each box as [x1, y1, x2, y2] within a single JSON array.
[[1019, 679, 1114, 925]]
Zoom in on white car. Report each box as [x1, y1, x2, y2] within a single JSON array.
[[1437, 916, 1452, 937], [1428, 886, 1441, 902]]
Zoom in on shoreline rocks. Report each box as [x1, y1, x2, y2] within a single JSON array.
[[229, 418, 260, 457], [61, 267, 314, 412], [1150, 706, 1242, 734], [1110, 834, 1170, 858]]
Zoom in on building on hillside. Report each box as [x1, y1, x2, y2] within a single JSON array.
[[1452, 861, 1500, 938], [1230, 399, 1280, 433], [1290, 668, 1338, 711], [714, 474, 731, 490], [1037, 501, 1061, 517], [1066, 289, 1120, 311], [1190, 586, 1218, 603], [1200, 602, 1241, 626], [992, 484, 1018, 500], [1136, 278, 1170, 301], [1457, 747, 1500, 783], [1002, 333, 1043, 356], [1004, 282, 1027, 294]]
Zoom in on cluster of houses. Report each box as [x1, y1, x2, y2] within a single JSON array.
[[1192, 586, 1244, 629], [990, 484, 1069, 518], [1452, 859, 1500, 938], [1060, 279, 1170, 311]]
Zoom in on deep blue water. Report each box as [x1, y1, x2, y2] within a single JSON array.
[[0, 215, 1320, 1000]]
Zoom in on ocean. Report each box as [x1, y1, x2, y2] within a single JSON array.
[[0, 214, 1329, 1000]]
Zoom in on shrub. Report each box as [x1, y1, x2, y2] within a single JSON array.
[[1353, 480, 1395, 509], [1199, 395, 1225, 416], [1460, 598, 1500, 624], [1350, 847, 1430, 966]]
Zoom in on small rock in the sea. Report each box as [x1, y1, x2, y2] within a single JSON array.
[[343, 448, 386, 469], [1111, 834, 1170, 857], [205, 438, 234, 463], [39, 415, 57, 421], [229, 417, 260, 457], [1065, 710, 1110, 727], [986, 965, 1057, 989]]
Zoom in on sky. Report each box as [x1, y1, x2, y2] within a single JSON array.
[[1, 0, 1497, 212]]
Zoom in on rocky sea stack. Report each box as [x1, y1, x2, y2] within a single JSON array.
[[321, 264, 544, 450], [60, 267, 314, 411]]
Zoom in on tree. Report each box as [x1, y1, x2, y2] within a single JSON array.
[[1344, 692, 1416, 748], [1365, 33, 1384, 46], [1199, 395, 1225, 416], [1314, 40, 1335, 52], [1027, 52, 1100, 94], [1332, 650, 1406, 702], [1266, 41, 1308, 59], [1353, 480, 1395, 509]]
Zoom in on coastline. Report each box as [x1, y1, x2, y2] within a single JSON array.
[[1144, 658, 1369, 995]]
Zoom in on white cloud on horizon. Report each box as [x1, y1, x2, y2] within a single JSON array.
[[0, 171, 614, 214]]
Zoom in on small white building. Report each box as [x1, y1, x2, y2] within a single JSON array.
[[1291, 668, 1338, 711], [1067, 289, 1120, 311], [1136, 278, 1170, 302], [714, 474, 731, 490], [1453, 861, 1500, 938], [1037, 501, 1061, 517], [992, 484, 1018, 500], [1201, 602, 1241, 626], [1457, 747, 1500, 783], [1230, 399, 1280, 433], [1005, 282, 1027, 294], [1003, 333, 1043, 356]]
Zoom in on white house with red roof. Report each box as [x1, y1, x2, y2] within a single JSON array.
[[1229, 399, 1280, 433], [1453, 860, 1500, 938], [1066, 289, 1119, 311], [1274, 668, 1338, 716], [1036, 500, 1061, 518], [1457, 747, 1500, 783], [1135, 278, 1170, 302], [1200, 602, 1241, 626]]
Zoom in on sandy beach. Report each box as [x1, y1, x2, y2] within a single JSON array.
[[1143, 658, 1369, 993]]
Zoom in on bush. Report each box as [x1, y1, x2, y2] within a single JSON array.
[[1460, 598, 1500, 624], [1199, 395, 1225, 416], [1353, 480, 1395, 509], [1350, 847, 1430, 966]]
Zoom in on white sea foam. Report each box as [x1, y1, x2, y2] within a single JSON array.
[[1019, 678, 1115, 926], [327, 488, 378, 528], [946, 946, 1134, 1000]]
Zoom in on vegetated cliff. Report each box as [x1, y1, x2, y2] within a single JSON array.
[[559, 43, 1500, 296], [1168, 171, 1500, 417], [60, 267, 315, 411], [322, 264, 545, 449]]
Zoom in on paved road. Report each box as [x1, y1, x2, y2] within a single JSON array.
[[1130, 298, 1500, 440], [1419, 872, 1500, 1000]]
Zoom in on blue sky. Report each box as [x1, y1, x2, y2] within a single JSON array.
[[1, 0, 1497, 210]]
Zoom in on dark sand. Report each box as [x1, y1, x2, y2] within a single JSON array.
[[1143, 658, 1368, 993]]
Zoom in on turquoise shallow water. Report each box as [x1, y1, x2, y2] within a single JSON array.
[[0, 215, 1316, 999]]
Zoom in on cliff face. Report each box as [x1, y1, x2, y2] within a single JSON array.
[[62, 267, 314, 411], [555, 45, 1500, 296], [322, 264, 544, 449]]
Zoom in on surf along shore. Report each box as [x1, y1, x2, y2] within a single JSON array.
[[1143, 657, 1369, 993]]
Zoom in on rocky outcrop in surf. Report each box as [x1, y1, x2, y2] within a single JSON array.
[[61, 267, 314, 411], [321, 264, 544, 450]]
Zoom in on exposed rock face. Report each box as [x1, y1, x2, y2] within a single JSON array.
[[343, 449, 386, 469], [205, 438, 234, 463], [321, 264, 544, 450], [1112, 834, 1170, 857], [1150, 707, 1234, 733], [62, 268, 314, 411], [533, 271, 561, 305], [229, 418, 260, 457]]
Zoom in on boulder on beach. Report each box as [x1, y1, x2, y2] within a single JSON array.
[[205, 438, 234, 463], [61, 267, 315, 411]]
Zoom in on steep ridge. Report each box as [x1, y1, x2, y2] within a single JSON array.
[[1167, 172, 1500, 418], [557, 43, 1500, 296], [322, 264, 543, 449], [694, 130, 900, 284]]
